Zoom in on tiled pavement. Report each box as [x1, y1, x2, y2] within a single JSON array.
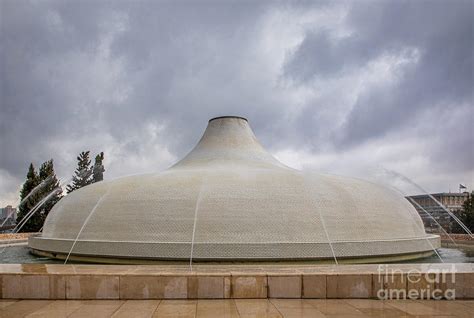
[[1, 299, 473, 318]]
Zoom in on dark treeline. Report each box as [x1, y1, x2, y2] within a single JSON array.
[[451, 195, 474, 233], [16, 151, 105, 232]]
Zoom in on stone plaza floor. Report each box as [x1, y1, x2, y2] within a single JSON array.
[[1, 299, 473, 317]]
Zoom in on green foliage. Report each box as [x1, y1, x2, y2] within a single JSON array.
[[66, 151, 93, 193], [16, 150, 104, 232], [458, 193, 474, 232], [450, 193, 474, 234], [37, 160, 63, 220], [16, 160, 63, 232], [19, 163, 39, 204], [92, 152, 105, 183], [17, 163, 40, 230]]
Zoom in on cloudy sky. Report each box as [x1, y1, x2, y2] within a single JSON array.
[[1, 0, 473, 206]]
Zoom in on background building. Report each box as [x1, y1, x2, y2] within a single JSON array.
[[407, 192, 470, 233], [0, 205, 17, 227]]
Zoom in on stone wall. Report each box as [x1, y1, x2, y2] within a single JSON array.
[[0, 233, 35, 240], [440, 234, 473, 242], [1, 264, 472, 300]]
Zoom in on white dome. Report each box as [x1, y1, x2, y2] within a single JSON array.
[[29, 116, 439, 262]]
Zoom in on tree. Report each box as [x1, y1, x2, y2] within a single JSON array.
[[92, 152, 105, 183], [37, 160, 63, 220], [450, 192, 474, 234], [66, 151, 93, 193], [17, 163, 40, 229], [458, 193, 474, 233], [17, 160, 63, 232]]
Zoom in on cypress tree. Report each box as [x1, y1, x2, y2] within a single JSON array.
[[17, 163, 40, 229], [66, 151, 93, 193], [92, 152, 105, 183], [451, 191, 474, 234], [17, 160, 63, 232], [36, 160, 63, 223]]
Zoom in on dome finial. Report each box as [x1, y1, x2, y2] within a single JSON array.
[[209, 115, 248, 122]]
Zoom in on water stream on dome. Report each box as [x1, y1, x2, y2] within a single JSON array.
[[0, 176, 52, 228], [64, 190, 109, 264], [189, 177, 206, 271], [15, 189, 61, 232], [302, 173, 338, 265], [387, 185, 444, 262], [2, 170, 88, 240], [0, 174, 73, 254], [383, 169, 473, 237], [0, 189, 61, 255], [407, 197, 457, 246]]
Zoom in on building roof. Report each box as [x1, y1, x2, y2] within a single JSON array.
[[408, 192, 470, 199]]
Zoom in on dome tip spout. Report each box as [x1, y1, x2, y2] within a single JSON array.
[[209, 115, 248, 122]]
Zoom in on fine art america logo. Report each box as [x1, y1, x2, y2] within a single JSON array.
[[377, 264, 456, 300]]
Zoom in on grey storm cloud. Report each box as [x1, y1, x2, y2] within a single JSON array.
[[0, 0, 473, 205]]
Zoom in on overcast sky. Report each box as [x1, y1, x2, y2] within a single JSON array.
[[1, 0, 473, 206]]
